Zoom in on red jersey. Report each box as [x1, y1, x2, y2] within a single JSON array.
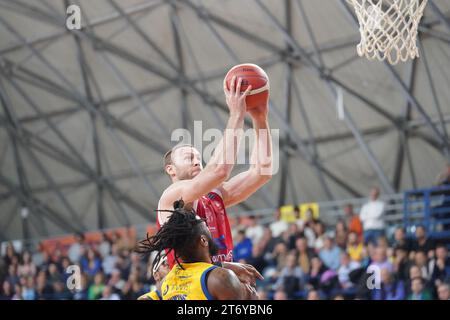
[[156, 189, 234, 268]]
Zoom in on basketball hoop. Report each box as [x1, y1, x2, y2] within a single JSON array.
[[347, 0, 428, 64]]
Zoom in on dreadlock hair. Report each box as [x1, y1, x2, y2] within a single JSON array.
[[135, 199, 206, 270]]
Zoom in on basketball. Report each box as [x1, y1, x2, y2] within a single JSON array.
[[224, 63, 270, 110]]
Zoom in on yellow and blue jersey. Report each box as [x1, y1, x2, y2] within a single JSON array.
[[161, 262, 218, 300], [138, 290, 162, 300]]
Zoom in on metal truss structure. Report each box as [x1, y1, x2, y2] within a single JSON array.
[[0, 0, 449, 242]]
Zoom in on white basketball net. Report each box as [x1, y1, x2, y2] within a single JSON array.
[[347, 0, 428, 64]]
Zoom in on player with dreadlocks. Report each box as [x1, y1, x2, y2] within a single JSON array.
[[136, 200, 258, 300]]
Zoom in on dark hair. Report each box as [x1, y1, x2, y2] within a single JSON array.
[[135, 199, 206, 269]]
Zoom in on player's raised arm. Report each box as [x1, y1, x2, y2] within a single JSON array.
[[159, 77, 251, 212], [218, 101, 273, 208]]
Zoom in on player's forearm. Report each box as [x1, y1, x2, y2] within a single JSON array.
[[206, 112, 245, 179], [249, 118, 272, 177]]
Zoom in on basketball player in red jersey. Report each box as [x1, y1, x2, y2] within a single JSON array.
[[157, 76, 273, 287]]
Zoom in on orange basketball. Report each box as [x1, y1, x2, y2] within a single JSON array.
[[224, 63, 270, 110]]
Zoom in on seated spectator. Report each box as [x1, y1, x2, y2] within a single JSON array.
[[414, 250, 433, 281], [360, 187, 385, 246], [107, 269, 126, 293], [100, 285, 121, 300], [68, 233, 85, 264], [334, 220, 348, 250], [88, 272, 105, 300], [313, 221, 326, 252], [47, 263, 62, 286], [98, 233, 111, 258], [319, 236, 341, 270], [17, 251, 36, 278], [347, 232, 364, 262], [0, 280, 13, 300], [52, 281, 72, 300], [369, 247, 394, 273], [273, 289, 288, 300], [307, 289, 321, 300], [337, 252, 360, 291], [372, 268, 405, 300], [296, 236, 315, 274], [411, 225, 435, 256], [431, 244, 450, 286], [35, 271, 53, 300], [274, 252, 305, 299], [408, 277, 432, 300], [307, 256, 327, 290], [437, 283, 450, 300], [246, 215, 265, 245], [80, 249, 102, 279], [392, 227, 413, 252], [270, 209, 289, 238], [102, 243, 119, 276], [233, 230, 253, 262], [22, 276, 36, 300], [393, 245, 412, 281], [344, 204, 363, 241], [272, 242, 289, 270]]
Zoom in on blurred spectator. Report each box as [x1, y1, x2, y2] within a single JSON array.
[[360, 187, 385, 246], [270, 209, 288, 238], [307, 289, 320, 300], [344, 204, 363, 241], [100, 285, 121, 300], [22, 276, 36, 300], [35, 270, 53, 299], [81, 249, 102, 279], [272, 242, 289, 270], [347, 232, 363, 262], [372, 268, 405, 300], [0, 280, 13, 300], [274, 252, 305, 299], [408, 277, 432, 300], [414, 250, 432, 281], [68, 233, 85, 264], [72, 273, 89, 300], [319, 236, 341, 271], [273, 289, 288, 300], [233, 230, 253, 262], [411, 225, 435, 255], [88, 272, 105, 300], [334, 220, 348, 250], [393, 245, 412, 281], [296, 236, 315, 274], [52, 281, 72, 300], [307, 256, 327, 290], [245, 216, 264, 245], [430, 244, 450, 286], [17, 251, 36, 278], [98, 233, 111, 258], [313, 221, 326, 251], [102, 243, 119, 276], [437, 283, 449, 300], [392, 227, 413, 252], [369, 247, 394, 273], [337, 252, 360, 292]]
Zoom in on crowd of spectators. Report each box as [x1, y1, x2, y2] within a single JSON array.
[[0, 186, 449, 300], [0, 231, 153, 300], [234, 187, 450, 300]]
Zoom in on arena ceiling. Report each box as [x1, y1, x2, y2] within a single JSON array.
[[0, 0, 449, 241]]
